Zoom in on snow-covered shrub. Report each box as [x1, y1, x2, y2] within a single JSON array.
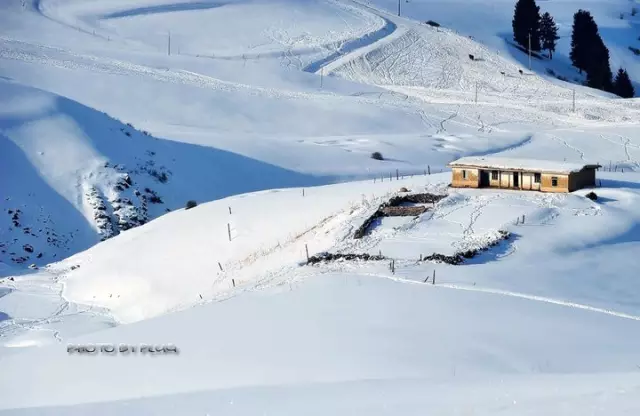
[[185, 200, 198, 210], [585, 192, 598, 201], [371, 151, 384, 161]]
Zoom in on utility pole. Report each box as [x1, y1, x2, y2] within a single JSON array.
[[168, 31, 171, 56], [528, 32, 532, 70]]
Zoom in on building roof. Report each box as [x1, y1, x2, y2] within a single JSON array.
[[447, 156, 600, 174]]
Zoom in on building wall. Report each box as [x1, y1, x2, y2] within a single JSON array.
[[540, 173, 569, 192], [521, 172, 542, 191], [451, 167, 595, 193], [499, 171, 511, 188], [451, 168, 479, 188], [569, 169, 596, 191]]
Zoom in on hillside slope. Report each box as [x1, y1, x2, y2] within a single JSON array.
[[362, 0, 640, 95]]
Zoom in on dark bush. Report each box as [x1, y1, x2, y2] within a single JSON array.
[[585, 191, 598, 201], [185, 200, 198, 210], [426, 20, 440, 27], [371, 151, 384, 161]]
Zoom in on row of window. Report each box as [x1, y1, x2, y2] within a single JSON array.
[[460, 170, 558, 186]]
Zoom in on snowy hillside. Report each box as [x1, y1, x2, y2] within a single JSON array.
[[362, 0, 640, 94], [2, 0, 640, 413]]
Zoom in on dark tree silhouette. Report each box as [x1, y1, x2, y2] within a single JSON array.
[[613, 68, 635, 98], [586, 36, 613, 92], [570, 10, 599, 73], [512, 0, 542, 52], [540, 12, 559, 59]]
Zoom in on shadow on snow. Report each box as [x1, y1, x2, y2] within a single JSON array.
[[101, 1, 231, 20]]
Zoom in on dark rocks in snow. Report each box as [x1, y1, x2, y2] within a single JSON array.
[[422, 231, 511, 265], [145, 188, 163, 204], [36, 253, 43, 258], [12, 256, 28, 264], [585, 191, 598, 201], [23, 244, 34, 253], [307, 252, 386, 265], [70, 265, 80, 270], [28, 264, 38, 270]]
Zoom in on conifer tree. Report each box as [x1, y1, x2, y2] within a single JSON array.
[[586, 36, 613, 92], [512, 0, 542, 52], [570, 10, 598, 73], [613, 68, 635, 98], [540, 12, 559, 59]]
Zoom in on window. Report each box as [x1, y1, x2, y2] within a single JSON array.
[[462, 170, 467, 179], [534, 173, 541, 183], [491, 171, 498, 180], [551, 176, 558, 187]]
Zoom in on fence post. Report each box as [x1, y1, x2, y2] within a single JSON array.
[[428, 165, 431, 175], [229, 206, 232, 215], [227, 223, 231, 241], [432, 270, 435, 285], [218, 262, 223, 271], [396, 169, 399, 180], [390, 172, 392, 181], [303, 188, 305, 197], [305, 244, 309, 262], [232, 279, 236, 288], [522, 214, 525, 224]]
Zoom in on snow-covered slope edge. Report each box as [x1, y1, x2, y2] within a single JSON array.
[[0, 80, 331, 269]]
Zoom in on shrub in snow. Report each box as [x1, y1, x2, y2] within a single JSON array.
[[185, 200, 198, 210], [426, 20, 440, 27], [371, 152, 384, 161], [399, 187, 409, 192], [585, 191, 598, 201]]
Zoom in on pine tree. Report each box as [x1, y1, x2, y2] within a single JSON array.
[[613, 68, 635, 98], [570, 10, 599, 73], [586, 36, 613, 92], [539, 12, 559, 59], [512, 0, 542, 52]]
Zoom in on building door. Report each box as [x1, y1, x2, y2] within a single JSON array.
[[479, 170, 490, 187], [513, 172, 519, 188]]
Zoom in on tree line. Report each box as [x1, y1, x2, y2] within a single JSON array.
[[512, 0, 635, 98]]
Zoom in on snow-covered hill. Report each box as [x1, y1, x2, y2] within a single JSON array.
[[2, 0, 640, 413], [363, 0, 640, 94]]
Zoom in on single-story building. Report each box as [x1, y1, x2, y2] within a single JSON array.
[[447, 156, 600, 193]]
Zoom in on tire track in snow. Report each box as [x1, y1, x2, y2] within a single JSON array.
[[436, 283, 640, 322], [328, 270, 640, 323], [303, 3, 397, 74]]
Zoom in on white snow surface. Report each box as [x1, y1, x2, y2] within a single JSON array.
[[2, 0, 640, 413], [448, 156, 599, 173]]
